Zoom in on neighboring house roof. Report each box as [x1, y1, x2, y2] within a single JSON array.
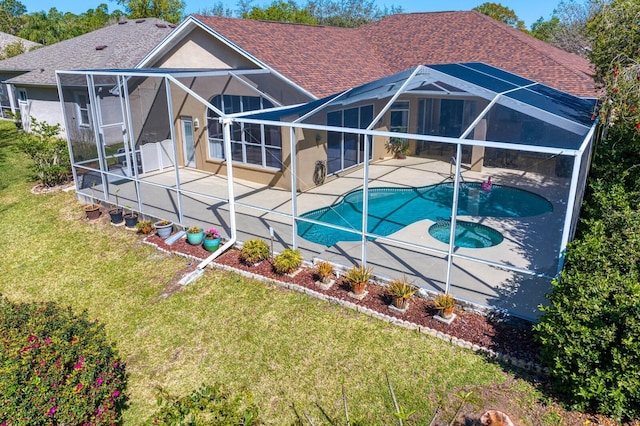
[[0, 18, 176, 86], [193, 11, 596, 98], [0, 31, 40, 52]]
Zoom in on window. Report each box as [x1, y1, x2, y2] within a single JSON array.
[[74, 92, 91, 127], [207, 95, 281, 168], [17, 88, 27, 101], [326, 105, 374, 174]]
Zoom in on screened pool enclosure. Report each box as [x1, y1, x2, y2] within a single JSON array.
[[57, 63, 598, 320]]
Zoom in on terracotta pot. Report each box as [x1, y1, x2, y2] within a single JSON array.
[[351, 281, 366, 295], [440, 307, 455, 319], [83, 204, 101, 220]]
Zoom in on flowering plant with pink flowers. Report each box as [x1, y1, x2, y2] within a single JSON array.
[[0, 297, 127, 425], [205, 228, 220, 239]]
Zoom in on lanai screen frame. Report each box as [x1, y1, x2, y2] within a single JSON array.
[[56, 64, 598, 317], [236, 64, 598, 285]]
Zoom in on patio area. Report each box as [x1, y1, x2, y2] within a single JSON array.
[[94, 155, 569, 320]]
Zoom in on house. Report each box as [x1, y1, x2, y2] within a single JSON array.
[[0, 31, 39, 118], [0, 18, 175, 132], [118, 11, 596, 189], [55, 12, 599, 318]]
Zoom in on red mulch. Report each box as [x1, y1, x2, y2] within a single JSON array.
[[145, 234, 540, 364]]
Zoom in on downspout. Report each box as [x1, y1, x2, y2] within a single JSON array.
[[189, 117, 237, 277]]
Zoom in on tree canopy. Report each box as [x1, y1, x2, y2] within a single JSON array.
[[113, 0, 184, 24], [472, 2, 526, 30]]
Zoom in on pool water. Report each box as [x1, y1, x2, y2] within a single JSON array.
[[428, 220, 504, 248], [296, 182, 552, 247]]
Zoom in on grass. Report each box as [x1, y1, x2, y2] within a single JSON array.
[[0, 121, 556, 424]]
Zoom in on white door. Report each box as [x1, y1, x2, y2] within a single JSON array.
[[182, 117, 196, 168]]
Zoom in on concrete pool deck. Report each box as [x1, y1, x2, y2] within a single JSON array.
[[94, 156, 571, 320]]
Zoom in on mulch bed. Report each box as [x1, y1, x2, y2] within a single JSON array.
[[145, 234, 541, 365]]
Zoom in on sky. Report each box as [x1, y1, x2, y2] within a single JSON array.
[[19, 0, 560, 28]]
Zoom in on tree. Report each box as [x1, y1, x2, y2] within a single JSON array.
[[473, 2, 526, 30], [0, 40, 26, 59], [242, 0, 317, 24], [197, 1, 234, 17], [529, 16, 560, 43], [547, 0, 598, 57], [113, 0, 185, 24], [587, 0, 640, 82], [0, 0, 26, 34], [307, 0, 402, 27]]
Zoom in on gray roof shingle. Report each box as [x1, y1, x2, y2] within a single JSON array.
[[0, 18, 175, 86], [0, 31, 40, 52]]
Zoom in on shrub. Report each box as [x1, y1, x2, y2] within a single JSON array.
[[433, 293, 455, 310], [147, 383, 260, 425], [0, 296, 127, 425], [273, 248, 303, 274], [344, 264, 372, 286], [387, 276, 417, 300], [314, 260, 334, 282], [534, 184, 640, 420], [240, 239, 270, 265], [136, 220, 154, 234], [17, 118, 70, 187]]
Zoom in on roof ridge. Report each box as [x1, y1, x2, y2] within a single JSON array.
[[194, 14, 355, 30], [471, 10, 593, 80]]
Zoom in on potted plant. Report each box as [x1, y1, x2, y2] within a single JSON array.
[[83, 184, 101, 220], [314, 260, 335, 290], [273, 248, 303, 275], [123, 206, 138, 228], [108, 189, 123, 225], [239, 238, 270, 265], [186, 225, 205, 245], [387, 276, 418, 311], [344, 264, 372, 297], [154, 219, 173, 239], [385, 136, 409, 159], [433, 293, 456, 319], [135, 220, 153, 235], [203, 227, 221, 252]]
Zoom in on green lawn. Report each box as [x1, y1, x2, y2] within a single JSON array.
[[0, 121, 557, 424]]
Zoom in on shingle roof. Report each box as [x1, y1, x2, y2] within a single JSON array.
[[0, 31, 40, 52], [194, 11, 596, 98], [0, 18, 176, 86]]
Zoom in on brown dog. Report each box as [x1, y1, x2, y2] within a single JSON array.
[[480, 410, 515, 426]]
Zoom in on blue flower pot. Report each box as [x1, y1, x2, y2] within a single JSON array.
[[203, 237, 221, 252], [187, 231, 205, 245], [155, 221, 173, 239]]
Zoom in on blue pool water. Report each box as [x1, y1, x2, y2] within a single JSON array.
[[296, 182, 552, 247], [428, 220, 504, 248]]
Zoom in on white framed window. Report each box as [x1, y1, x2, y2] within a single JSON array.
[[17, 88, 27, 101], [206, 95, 281, 169], [74, 92, 90, 127]]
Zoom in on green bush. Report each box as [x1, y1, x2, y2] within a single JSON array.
[[17, 118, 70, 187], [0, 296, 127, 425], [147, 383, 260, 425], [239, 239, 270, 265], [273, 248, 303, 274], [534, 184, 640, 420]]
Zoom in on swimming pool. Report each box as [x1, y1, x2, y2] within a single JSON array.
[[296, 182, 552, 247]]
